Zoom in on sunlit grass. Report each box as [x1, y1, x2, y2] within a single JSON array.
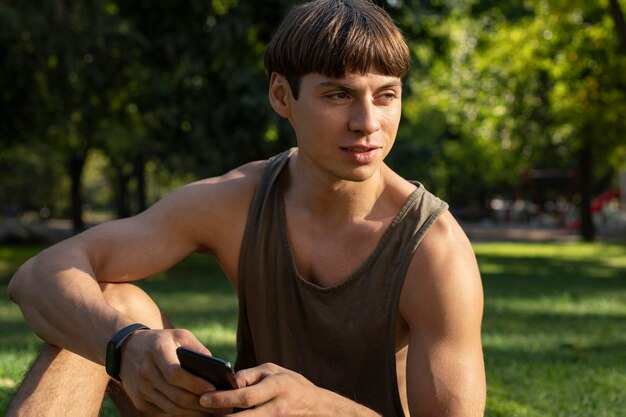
[[475, 242, 626, 417], [1, 241, 625, 416]]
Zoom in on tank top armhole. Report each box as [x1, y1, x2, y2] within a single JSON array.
[[237, 149, 296, 293]]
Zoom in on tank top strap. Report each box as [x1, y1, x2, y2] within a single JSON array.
[[237, 147, 295, 281]]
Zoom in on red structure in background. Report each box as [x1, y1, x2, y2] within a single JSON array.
[[591, 189, 620, 213]]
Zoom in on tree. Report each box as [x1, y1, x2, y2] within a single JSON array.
[[0, 1, 145, 231], [395, 0, 626, 240]]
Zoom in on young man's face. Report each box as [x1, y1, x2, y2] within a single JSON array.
[[276, 69, 403, 184]]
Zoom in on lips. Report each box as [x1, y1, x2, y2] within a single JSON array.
[[341, 145, 381, 152], [340, 145, 382, 164]]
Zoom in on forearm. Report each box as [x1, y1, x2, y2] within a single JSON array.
[[8, 246, 134, 364]]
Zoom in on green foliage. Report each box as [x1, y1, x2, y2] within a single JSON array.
[[1, 0, 625, 238], [0, 143, 67, 216], [391, 0, 626, 218], [0, 0, 300, 222]]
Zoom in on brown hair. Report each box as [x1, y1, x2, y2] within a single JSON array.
[[264, 0, 410, 98]]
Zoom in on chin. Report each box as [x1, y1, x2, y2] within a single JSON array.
[[338, 166, 380, 183]]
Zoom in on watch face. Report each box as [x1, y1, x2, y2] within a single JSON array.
[[106, 340, 121, 381]]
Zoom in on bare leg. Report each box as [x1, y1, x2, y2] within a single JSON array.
[[7, 283, 169, 417], [6, 344, 108, 417]]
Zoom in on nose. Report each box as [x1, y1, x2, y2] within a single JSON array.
[[348, 101, 381, 135]]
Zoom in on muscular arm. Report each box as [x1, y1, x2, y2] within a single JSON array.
[[7, 162, 261, 365], [8, 214, 194, 364], [400, 211, 486, 417]]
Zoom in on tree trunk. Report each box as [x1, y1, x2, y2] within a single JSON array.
[[68, 154, 87, 233], [111, 161, 131, 219], [609, 0, 626, 54], [578, 128, 595, 242], [117, 173, 130, 219]]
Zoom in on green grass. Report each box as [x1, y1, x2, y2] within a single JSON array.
[[1, 241, 625, 416], [476, 242, 626, 417]]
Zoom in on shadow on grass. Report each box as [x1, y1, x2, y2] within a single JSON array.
[[484, 333, 626, 369], [478, 246, 626, 416], [0, 388, 16, 417], [478, 249, 626, 295], [480, 249, 626, 364]]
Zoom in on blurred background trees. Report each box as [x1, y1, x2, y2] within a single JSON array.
[[1, 0, 624, 240]]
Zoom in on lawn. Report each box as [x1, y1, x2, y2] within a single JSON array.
[[1, 241, 625, 416]]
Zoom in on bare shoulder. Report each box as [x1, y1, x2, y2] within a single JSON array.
[[400, 210, 486, 416], [173, 160, 266, 217], [399, 209, 483, 333], [414, 209, 479, 284], [148, 160, 267, 253]]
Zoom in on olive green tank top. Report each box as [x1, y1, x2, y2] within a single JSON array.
[[235, 148, 448, 416]]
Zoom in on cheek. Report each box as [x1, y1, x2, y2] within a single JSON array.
[[305, 108, 346, 133], [293, 103, 333, 127], [381, 107, 401, 131]]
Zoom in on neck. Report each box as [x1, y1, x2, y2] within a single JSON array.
[[284, 152, 389, 224]]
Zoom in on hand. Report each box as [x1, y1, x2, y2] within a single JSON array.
[[119, 328, 230, 416], [199, 363, 332, 416]]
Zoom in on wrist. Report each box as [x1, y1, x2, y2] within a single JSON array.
[[105, 323, 150, 381]]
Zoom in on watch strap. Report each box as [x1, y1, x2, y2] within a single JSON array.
[[105, 323, 149, 382]]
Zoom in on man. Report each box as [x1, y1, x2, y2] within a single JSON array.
[[7, 0, 486, 416]]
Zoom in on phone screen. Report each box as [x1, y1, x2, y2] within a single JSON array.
[[176, 347, 238, 390]]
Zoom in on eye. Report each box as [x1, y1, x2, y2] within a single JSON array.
[[375, 91, 399, 104], [325, 91, 350, 101]]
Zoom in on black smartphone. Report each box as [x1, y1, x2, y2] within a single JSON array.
[[176, 347, 238, 390]]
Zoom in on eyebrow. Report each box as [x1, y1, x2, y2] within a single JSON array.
[[315, 80, 403, 92]]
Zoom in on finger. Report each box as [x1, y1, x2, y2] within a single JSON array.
[[173, 328, 212, 356], [131, 384, 182, 416], [201, 377, 279, 410], [235, 368, 266, 388], [144, 389, 216, 417], [160, 357, 217, 396], [181, 369, 219, 394], [223, 405, 266, 417], [168, 329, 220, 395], [152, 360, 219, 412], [128, 396, 164, 416], [153, 334, 215, 396], [132, 344, 211, 412], [144, 390, 179, 416], [234, 362, 281, 387]]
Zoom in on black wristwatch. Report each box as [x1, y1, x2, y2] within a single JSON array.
[[105, 323, 149, 382]]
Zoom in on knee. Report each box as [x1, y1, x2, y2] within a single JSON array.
[[99, 283, 168, 329]]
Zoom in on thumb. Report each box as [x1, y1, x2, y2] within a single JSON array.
[[235, 366, 273, 388], [172, 329, 212, 356]]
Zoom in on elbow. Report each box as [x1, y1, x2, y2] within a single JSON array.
[[7, 257, 36, 304]]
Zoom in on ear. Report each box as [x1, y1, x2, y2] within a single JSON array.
[[268, 72, 292, 119]]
